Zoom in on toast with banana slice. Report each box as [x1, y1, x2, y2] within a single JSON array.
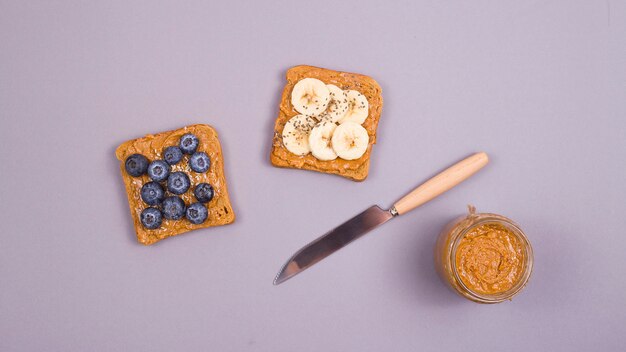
[[116, 124, 235, 245], [270, 65, 383, 181]]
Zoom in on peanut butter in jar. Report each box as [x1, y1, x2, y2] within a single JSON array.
[[435, 206, 533, 303]]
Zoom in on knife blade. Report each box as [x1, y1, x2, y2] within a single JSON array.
[[273, 205, 393, 285], [273, 152, 489, 285]]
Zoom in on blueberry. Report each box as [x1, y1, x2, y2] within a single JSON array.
[[163, 146, 183, 165], [140, 181, 165, 206], [167, 171, 190, 195], [162, 196, 186, 220], [179, 133, 199, 154], [125, 154, 149, 177], [189, 152, 211, 173], [147, 160, 170, 182], [140, 207, 163, 229], [194, 183, 214, 203], [186, 202, 208, 224]]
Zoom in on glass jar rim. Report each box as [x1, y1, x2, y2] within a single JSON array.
[[449, 214, 534, 303]]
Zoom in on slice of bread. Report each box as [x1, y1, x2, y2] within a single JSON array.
[[115, 124, 235, 245], [270, 65, 383, 181]]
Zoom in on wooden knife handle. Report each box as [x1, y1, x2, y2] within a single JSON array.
[[392, 152, 489, 216]]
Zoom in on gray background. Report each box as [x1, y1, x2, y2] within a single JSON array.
[[1, 1, 625, 351]]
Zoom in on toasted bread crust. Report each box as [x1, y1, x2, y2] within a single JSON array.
[[116, 124, 235, 245], [270, 65, 383, 181]]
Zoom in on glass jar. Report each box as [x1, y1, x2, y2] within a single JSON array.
[[435, 206, 533, 303]]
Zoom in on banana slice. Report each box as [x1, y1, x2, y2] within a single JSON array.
[[291, 78, 330, 117], [308, 121, 338, 161], [282, 114, 316, 156], [339, 90, 369, 125], [325, 84, 349, 123], [331, 122, 369, 160]]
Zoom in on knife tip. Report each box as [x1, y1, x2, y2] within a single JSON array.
[[273, 256, 299, 285], [273, 270, 287, 285]]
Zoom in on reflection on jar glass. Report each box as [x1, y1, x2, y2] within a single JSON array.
[[435, 206, 533, 303]]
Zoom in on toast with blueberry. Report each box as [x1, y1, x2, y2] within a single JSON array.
[[270, 65, 383, 181], [116, 124, 235, 245]]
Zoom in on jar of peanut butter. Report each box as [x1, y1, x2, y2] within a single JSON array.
[[435, 206, 533, 303]]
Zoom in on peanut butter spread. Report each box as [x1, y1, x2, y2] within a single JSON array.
[[455, 223, 525, 295], [270, 65, 383, 181], [116, 124, 235, 245]]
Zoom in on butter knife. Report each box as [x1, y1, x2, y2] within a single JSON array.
[[273, 152, 489, 285]]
